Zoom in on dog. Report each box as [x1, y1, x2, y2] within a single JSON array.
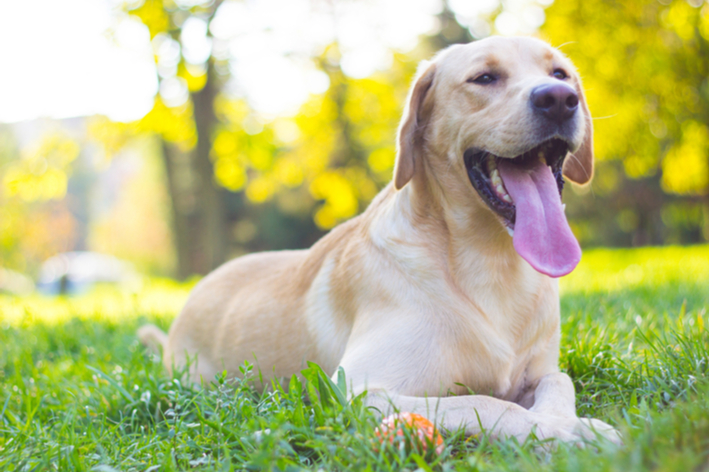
[[139, 36, 621, 445]]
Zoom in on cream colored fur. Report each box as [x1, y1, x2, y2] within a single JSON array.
[[139, 37, 619, 445]]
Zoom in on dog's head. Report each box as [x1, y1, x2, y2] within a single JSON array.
[[394, 37, 593, 277]]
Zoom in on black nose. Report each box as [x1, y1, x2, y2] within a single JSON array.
[[530, 83, 579, 123]]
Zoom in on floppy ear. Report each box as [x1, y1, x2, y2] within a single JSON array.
[[394, 62, 437, 190], [562, 76, 594, 184]]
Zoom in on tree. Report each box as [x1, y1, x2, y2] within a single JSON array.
[[122, 0, 434, 276], [541, 0, 709, 245], [126, 0, 228, 277]]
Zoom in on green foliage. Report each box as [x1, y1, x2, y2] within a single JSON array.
[[0, 128, 81, 273], [89, 0, 710, 275], [544, 0, 708, 190], [2, 1, 707, 279], [212, 51, 419, 230], [0, 246, 707, 470], [2, 133, 79, 202], [542, 0, 709, 246]]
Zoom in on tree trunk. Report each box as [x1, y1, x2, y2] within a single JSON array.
[[160, 140, 194, 279], [191, 60, 228, 273]]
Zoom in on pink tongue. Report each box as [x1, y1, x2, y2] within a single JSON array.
[[498, 159, 581, 277]]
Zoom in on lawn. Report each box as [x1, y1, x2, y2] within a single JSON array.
[[0, 245, 707, 471]]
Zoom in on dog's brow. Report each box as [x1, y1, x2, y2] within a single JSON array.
[[485, 56, 500, 69]]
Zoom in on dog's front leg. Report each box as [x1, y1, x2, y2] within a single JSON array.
[[364, 389, 583, 444], [528, 372, 577, 418], [363, 384, 621, 445], [528, 372, 622, 445]]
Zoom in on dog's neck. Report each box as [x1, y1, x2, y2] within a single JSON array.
[[367, 169, 534, 293]]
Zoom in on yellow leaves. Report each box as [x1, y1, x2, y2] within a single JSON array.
[[221, 56, 413, 230], [247, 147, 273, 171], [178, 63, 207, 92], [3, 133, 79, 202], [368, 147, 395, 173], [275, 159, 304, 188], [246, 176, 276, 203], [594, 55, 618, 81], [344, 77, 400, 151], [213, 129, 271, 193], [661, 121, 709, 195], [544, 0, 708, 200], [215, 97, 251, 125], [214, 158, 246, 191], [211, 107, 292, 198], [343, 78, 397, 125], [663, 0, 696, 41], [87, 117, 136, 159], [128, 0, 170, 38], [287, 98, 338, 178], [0, 133, 81, 271], [4, 168, 67, 202], [310, 171, 359, 229], [139, 98, 197, 150], [700, 3, 709, 40], [35, 134, 79, 168], [212, 129, 237, 158], [623, 154, 657, 179]]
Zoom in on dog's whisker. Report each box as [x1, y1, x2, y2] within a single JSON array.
[[592, 114, 617, 120], [554, 41, 577, 50]]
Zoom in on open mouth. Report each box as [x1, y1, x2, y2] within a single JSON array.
[[464, 138, 570, 229]]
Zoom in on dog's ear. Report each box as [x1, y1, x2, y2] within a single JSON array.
[[394, 62, 436, 190], [562, 76, 594, 184]]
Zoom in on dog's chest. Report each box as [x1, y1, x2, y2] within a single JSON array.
[[417, 280, 560, 400], [306, 240, 560, 401]]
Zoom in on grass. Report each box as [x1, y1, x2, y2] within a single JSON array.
[[0, 245, 707, 471]]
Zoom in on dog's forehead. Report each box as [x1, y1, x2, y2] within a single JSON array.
[[436, 37, 567, 78]]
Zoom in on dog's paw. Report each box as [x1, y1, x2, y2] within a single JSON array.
[[535, 416, 622, 448], [575, 417, 623, 446]]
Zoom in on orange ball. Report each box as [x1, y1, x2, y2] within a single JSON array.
[[374, 412, 444, 455]]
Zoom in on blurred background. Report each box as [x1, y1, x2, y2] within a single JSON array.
[[0, 0, 707, 293]]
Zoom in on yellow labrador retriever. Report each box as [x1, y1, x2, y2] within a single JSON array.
[[139, 36, 620, 444]]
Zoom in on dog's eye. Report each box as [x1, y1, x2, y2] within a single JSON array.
[[552, 69, 568, 80], [468, 73, 497, 85]]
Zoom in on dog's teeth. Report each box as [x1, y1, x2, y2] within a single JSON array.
[[486, 155, 497, 172], [490, 169, 501, 185], [538, 151, 545, 159], [506, 227, 514, 237], [562, 203, 566, 212], [488, 163, 513, 203]]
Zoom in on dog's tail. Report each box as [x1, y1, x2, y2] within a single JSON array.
[[137, 324, 169, 355]]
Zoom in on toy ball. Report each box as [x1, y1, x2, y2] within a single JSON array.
[[374, 412, 444, 455]]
